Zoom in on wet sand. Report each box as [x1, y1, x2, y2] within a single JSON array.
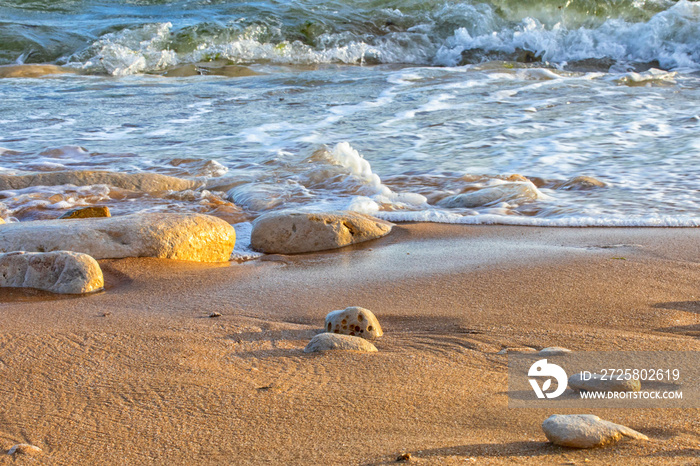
[[0, 224, 698, 464]]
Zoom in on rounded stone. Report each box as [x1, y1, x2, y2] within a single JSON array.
[[0, 251, 103, 294], [542, 414, 648, 448], [325, 306, 383, 340], [539, 347, 572, 356], [7, 444, 43, 456], [251, 210, 393, 254], [0, 171, 199, 193], [304, 333, 378, 353], [0, 213, 236, 263], [560, 176, 606, 190], [59, 206, 111, 219], [438, 181, 542, 208]]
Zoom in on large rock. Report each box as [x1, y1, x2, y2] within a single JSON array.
[[542, 414, 648, 448], [251, 211, 393, 254], [304, 333, 378, 353], [325, 306, 383, 340], [0, 171, 199, 193], [438, 181, 542, 208], [0, 251, 103, 294], [568, 373, 641, 393], [0, 213, 235, 262]]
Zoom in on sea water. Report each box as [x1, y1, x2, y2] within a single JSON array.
[[1, 0, 700, 234]]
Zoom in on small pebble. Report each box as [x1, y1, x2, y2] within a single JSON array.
[[209, 312, 222, 318], [396, 452, 411, 462], [7, 444, 42, 456]]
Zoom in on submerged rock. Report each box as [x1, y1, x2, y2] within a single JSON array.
[[560, 176, 606, 190], [542, 414, 648, 448], [438, 181, 543, 208], [251, 211, 393, 254], [568, 372, 641, 393], [325, 306, 383, 340], [59, 206, 111, 219], [304, 333, 378, 353], [0, 213, 235, 262], [160, 63, 259, 78], [7, 443, 43, 456], [506, 174, 529, 182], [0, 171, 199, 193], [0, 64, 71, 78], [0, 251, 103, 294]]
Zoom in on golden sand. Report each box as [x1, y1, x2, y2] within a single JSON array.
[[0, 224, 698, 464]]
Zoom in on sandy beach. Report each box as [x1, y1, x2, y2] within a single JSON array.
[[0, 224, 697, 464]]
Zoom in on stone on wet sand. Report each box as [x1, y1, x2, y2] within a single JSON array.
[[568, 373, 641, 393], [325, 306, 383, 340], [0, 171, 199, 193], [7, 444, 43, 456], [496, 347, 537, 355], [304, 333, 377, 353], [59, 206, 111, 219], [0, 251, 103, 294], [438, 181, 542, 208], [560, 176, 606, 190], [0, 213, 235, 262], [539, 347, 572, 356], [542, 414, 648, 448], [251, 211, 393, 254]]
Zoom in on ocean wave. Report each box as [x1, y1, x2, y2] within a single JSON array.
[[2, 0, 698, 73]]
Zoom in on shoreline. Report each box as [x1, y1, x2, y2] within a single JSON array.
[[0, 223, 698, 463]]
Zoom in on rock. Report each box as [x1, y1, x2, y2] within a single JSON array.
[[325, 306, 383, 340], [568, 373, 641, 393], [506, 174, 529, 182], [438, 181, 543, 208], [497, 347, 537, 355], [0, 171, 199, 193], [539, 347, 572, 356], [0, 213, 235, 262], [160, 63, 259, 78], [209, 312, 222, 318], [0, 251, 103, 294], [542, 414, 648, 448], [7, 443, 43, 456], [59, 206, 111, 219], [0, 64, 71, 78], [304, 333, 378, 353], [560, 176, 606, 190], [251, 211, 393, 254]]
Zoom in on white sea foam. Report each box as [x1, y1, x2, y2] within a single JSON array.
[[374, 210, 700, 227], [308, 142, 427, 207], [57, 1, 700, 75], [230, 222, 264, 261], [435, 1, 700, 70]]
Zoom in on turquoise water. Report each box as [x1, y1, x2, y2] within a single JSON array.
[[1, 0, 700, 228]]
